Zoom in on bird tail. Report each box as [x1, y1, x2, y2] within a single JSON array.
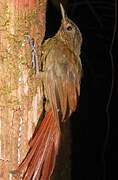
[[17, 109, 61, 180]]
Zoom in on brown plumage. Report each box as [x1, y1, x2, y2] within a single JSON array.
[[13, 3, 82, 180]]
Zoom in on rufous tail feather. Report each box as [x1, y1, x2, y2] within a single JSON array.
[[17, 109, 61, 180]]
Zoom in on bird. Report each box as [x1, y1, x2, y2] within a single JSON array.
[[11, 3, 82, 180]]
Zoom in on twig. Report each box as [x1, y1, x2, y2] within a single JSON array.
[[103, 1, 117, 180]]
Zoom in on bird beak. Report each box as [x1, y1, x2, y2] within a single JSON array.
[[60, 3, 66, 21]]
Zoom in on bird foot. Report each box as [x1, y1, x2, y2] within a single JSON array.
[[24, 34, 40, 76]]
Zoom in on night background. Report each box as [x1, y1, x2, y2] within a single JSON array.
[[45, 0, 117, 180]]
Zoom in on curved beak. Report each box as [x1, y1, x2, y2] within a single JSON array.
[[60, 3, 66, 21]]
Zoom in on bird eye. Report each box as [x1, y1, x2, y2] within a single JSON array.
[[67, 26, 72, 31]]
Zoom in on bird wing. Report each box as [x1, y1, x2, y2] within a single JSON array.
[[45, 43, 82, 122]]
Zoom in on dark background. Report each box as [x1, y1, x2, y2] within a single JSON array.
[[45, 0, 118, 180]]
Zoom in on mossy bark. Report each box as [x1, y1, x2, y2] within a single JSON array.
[[0, 0, 47, 179], [0, 1, 72, 179]]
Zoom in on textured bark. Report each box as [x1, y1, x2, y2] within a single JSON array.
[[0, 0, 47, 179], [0, 1, 72, 180]]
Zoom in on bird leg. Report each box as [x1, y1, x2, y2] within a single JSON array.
[[24, 34, 40, 76]]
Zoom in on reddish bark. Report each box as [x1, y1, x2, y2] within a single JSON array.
[[11, 0, 39, 10], [0, 0, 47, 179]]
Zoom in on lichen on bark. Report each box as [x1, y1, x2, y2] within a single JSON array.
[[0, 1, 46, 179]]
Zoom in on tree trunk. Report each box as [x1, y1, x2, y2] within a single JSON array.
[[0, 0, 47, 179], [0, 1, 72, 179]]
